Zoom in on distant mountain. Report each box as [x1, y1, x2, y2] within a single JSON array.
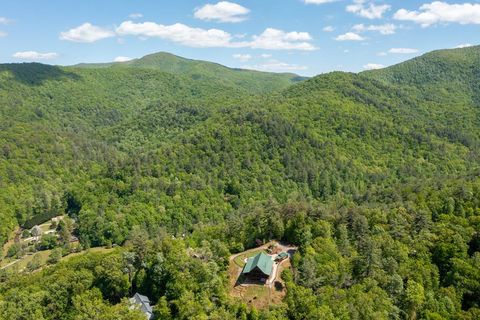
[[363, 45, 480, 148], [363, 45, 480, 104], [363, 45, 479, 86], [75, 52, 307, 94]]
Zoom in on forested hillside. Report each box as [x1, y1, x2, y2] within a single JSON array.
[[0, 47, 479, 319], [75, 52, 305, 94]]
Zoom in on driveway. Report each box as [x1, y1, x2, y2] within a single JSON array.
[[0, 259, 19, 270]]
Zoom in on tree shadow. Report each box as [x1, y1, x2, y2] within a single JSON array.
[[234, 274, 267, 287], [274, 281, 284, 291], [0, 63, 81, 86]]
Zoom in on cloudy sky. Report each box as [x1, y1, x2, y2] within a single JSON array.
[[1, 0, 479, 76]]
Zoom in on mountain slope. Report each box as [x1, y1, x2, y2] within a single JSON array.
[[362, 45, 480, 149], [76, 52, 306, 94], [363, 45, 480, 104], [363, 45, 480, 87], [0, 61, 252, 246], [1, 48, 479, 243]]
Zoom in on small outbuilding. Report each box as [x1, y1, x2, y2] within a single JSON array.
[[242, 252, 273, 282], [130, 293, 153, 319], [275, 252, 289, 262]]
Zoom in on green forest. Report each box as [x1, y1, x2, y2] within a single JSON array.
[[0, 46, 479, 319]]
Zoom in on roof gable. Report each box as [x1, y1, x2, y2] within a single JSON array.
[[131, 293, 153, 318], [242, 252, 273, 276], [135, 293, 150, 303]]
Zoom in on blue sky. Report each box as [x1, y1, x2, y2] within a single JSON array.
[[0, 0, 479, 76]]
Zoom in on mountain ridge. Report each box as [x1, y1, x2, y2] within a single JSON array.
[[74, 51, 300, 76], [73, 51, 307, 94]]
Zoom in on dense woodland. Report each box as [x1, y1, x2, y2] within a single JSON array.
[[0, 46, 479, 319]]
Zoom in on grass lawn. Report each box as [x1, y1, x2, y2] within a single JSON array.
[[13, 250, 51, 271], [61, 247, 114, 262], [241, 285, 271, 306], [230, 282, 284, 310], [0, 257, 18, 269], [39, 222, 54, 233], [1, 246, 115, 272]]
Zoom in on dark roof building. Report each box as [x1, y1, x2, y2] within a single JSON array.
[[242, 252, 273, 281], [130, 293, 153, 319]]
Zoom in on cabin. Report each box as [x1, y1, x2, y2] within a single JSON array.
[[242, 252, 273, 282], [130, 293, 153, 319]]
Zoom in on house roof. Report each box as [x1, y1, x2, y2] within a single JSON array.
[[135, 293, 150, 304], [130, 293, 153, 319], [242, 252, 273, 276]]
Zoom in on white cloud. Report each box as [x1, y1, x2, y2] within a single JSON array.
[[117, 22, 316, 50], [377, 51, 387, 56], [129, 13, 143, 19], [346, 0, 391, 19], [233, 53, 252, 62], [323, 25, 335, 32], [249, 28, 316, 50], [261, 53, 272, 58], [116, 21, 234, 47], [62, 20, 315, 51], [304, 0, 338, 4], [114, 56, 134, 62], [60, 23, 115, 43], [352, 23, 397, 35], [363, 63, 385, 70], [13, 51, 58, 60], [335, 32, 365, 41], [194, 1, 249, 23], [0, 31, 6, 37], [455, 43, 473, 48], [389, 48, 419, 54], [243, 59, 307, 72], [394, 2, 480, 27]]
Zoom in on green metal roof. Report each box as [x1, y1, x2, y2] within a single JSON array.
[[242, 252, 273, 276]]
